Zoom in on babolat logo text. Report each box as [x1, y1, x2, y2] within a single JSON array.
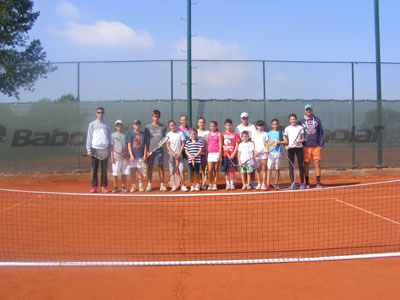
[[0, 125, 6, 143], [11, 129, 86, 147]]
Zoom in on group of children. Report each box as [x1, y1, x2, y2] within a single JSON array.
[[110, 109, 315, 193]]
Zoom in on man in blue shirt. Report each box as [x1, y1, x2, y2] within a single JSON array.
[[299, 104, 324, 188]]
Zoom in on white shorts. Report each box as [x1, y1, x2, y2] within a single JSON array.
[[112, 158, 131, 176], [129, 159, 140, 168], [256, 153, 268, 161], [207, 152, 219, 163], [267, 152, 281, 170]]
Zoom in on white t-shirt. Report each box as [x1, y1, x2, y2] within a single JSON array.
[[166, 131, 185, 154], [284, 125, 304, 148], [238, 141, 255, 164], [197, 129, 210, 155], [235, 123, 257, 140], [253, 131, 268, 153]]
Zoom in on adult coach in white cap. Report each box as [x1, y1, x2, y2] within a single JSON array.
[[235, 112, 257, 141], [299, 104, 324, 188], [235, 112, 257, 188]]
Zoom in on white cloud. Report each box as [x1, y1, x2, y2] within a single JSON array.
[[275, 74, 288, 82], [54, 21, 154, 50], [174, 36, 243, 60], [56, 1, 80, 19], [173, 36, 248, 87]]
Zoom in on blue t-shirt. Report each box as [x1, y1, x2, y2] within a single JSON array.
[[268, 130, 280, 153], [127, 131, 147, 158]]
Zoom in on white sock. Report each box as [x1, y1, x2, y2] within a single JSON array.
[[226, 181, 230, 185], [230, 180, 234, 185]]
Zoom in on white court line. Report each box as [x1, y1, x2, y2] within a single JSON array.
[[0, 194, 42, 213], [333, 197, 400, 226], [0, 179, 399, 198], [1, 252, 400, 267]]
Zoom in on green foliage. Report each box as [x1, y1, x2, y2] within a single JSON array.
[[55, 93, 78, 103], [0, 0, 56, 99]]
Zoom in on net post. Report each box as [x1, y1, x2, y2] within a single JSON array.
[[263, 61, 267, 124]]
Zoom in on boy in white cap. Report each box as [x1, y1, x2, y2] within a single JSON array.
[[299, 104, 324, 188], [110, 120, 130, 193]]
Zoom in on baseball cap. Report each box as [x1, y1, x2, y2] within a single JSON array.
[[304, 104, 313, 110], [114, 120, 123, 125], [240, 112, 249, 119], [132, 120, 141, 125]]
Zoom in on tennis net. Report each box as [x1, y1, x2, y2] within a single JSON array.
[[1, 180, 399, 266]]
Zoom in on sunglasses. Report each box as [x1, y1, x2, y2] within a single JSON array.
[[97, 111, 104, 114]]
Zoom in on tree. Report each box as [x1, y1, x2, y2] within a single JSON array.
[[55, 93, 78, 102], [0, 0, 55, 99]]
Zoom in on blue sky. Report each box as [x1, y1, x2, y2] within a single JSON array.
[[4, 0, 399, 102], [31, 0, 400, 62]]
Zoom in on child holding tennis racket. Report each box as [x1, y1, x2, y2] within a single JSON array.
[[166, 120, 187, 192], [145, 110, 168, 192], [197, 117, 209, 190], [253, 120, 269, 190], [127, 120, 147, 192], [237, 131, 255, 190], [284, 114, 306, 190], [184, 128, 204, 191], [221, 119, 240, 190], [110, 120, 130, 193], [206, 120, 223, 191], [267, 119, 287, 190]]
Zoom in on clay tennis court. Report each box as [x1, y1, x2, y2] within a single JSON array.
[[0, 168, 399, 300]]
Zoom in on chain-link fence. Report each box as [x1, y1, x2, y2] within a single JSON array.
[[0, 60, 399, 172]]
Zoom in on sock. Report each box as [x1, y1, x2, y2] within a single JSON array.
[[316, 176, 321, 184], [132, 184, 136, 188], [138, 182, 143, 187], [226, 180, 230, 186], [305, 176, 310, 184], [160, 183, 165, 187], [230, 180, 234, 185]]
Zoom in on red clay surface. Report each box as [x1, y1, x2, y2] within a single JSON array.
[[0, 169, 399, 300]]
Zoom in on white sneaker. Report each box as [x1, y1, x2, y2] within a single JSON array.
[[261, 184, 266, 190], [190, 185, 195, 192], [181, 186, 189, 192], [195, 184, 200, 191], [207, 184, 213, 191], [201, 183, 207, 190], [242, 184, 247, 190], [171, 187, 177, 192], [256, 184, 261, 190], [226, 184, 230, 190], [230, 184, 235, 190], [212, 184, 217, 191]]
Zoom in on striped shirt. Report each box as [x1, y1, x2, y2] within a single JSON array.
[[184, 138, 203, 164]]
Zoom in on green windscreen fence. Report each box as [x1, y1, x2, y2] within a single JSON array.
[[0, 99, 399, 172]]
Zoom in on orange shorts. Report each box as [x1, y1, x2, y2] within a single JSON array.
[[303, 146, 321, 162]]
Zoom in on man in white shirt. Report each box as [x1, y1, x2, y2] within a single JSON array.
[[235, 112, 257, 141], [235, 112, 257, 188], [86, 107, 111, 193]]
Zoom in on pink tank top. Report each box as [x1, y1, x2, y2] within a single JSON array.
[[208, 132, 220, 153]]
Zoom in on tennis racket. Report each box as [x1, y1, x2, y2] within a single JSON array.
[[227, 157, 256, 182], [168, 159, 181, 190], [137, 158, 148, 178], [112, 135, 129, 163], [269, 126, 306, 190], [148, 136, 169, 157], [83, 148, 109, 160]]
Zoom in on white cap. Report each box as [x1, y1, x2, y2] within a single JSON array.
[[114, 120, 123, 125], [240, 112, 249, 119]]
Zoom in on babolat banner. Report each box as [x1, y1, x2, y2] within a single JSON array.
[[0, 99, 399, 172]]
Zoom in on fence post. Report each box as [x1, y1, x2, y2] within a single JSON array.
[[171, 60, 174, 121], [351, 62, 355, 169], [77, 62, 81, 170], [263, 61, 267, 124]]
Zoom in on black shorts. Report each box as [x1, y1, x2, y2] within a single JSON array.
[[220, 156, 237, 173], [189, 162, 201, 174]]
